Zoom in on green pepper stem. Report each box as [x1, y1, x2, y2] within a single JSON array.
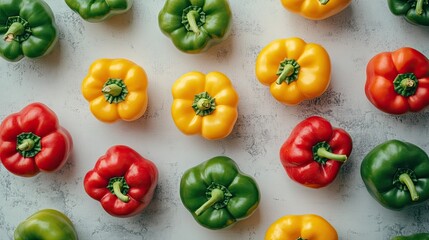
[[416, 0, 424, 15], [319, 0, 329, 4], [17, 139, 35, 151], [195, 188, 224, 216], [186, 10, 200, 34], [317, 148, 347, 162], [399, 173, 419, 201], [4, 22, 24, 42], [276, 64, 295, 84], [113, 181, 130, 203], [105, 0, 116, 7], [102, 84, 122, 97]]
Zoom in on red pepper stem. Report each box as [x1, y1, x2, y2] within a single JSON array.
[[399, 173, 419, 201], [401, 78, 416, 88], [195, 188, 224, 216], [17, 139, 35, 151], [416, 0, 424, 15], [317, 148, 347, 162], [4, 22, 24, 42], [113, 181, 130, 203], [186, 10, 200, 35]]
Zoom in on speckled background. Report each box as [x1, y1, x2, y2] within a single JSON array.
[[1, 0, 429, 239]]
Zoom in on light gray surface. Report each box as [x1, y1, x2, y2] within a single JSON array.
[[1, 0, 429, 239]]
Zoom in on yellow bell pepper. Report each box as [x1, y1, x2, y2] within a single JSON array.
[[81, 58, 148, 123], [255, 37, 331, 105], [280, 0, 352, 20], [171, 71, 238, 140], [265, 214, 338, 240]]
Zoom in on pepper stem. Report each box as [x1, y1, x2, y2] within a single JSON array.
[[317, 148, 347, 162], [17, 139, 35, 151], [112, 181, 130, 203], [102, 79, 128, 104], [107, 177, 130, 203], [192, 92, 216, 116], [16, 132, 42, 158], [312, 141, 347, 164], [276, 59, 300, 85], [276, 64, 295, 84], [393, 73, 418, 97], [195, 188, 224, 216], [102, 84, 123, 97], [4, 22, 24, 42], [399, 173, 419, 201], [319, 0, 329, 4], [186, 10, 200, 34], [416, 0, 424, 15]]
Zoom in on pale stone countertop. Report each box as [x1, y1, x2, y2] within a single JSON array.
[[1, 0, 429, 239]]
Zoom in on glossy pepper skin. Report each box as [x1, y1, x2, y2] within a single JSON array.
[[392, 233, 429, 240], [180, 156, 260, 230], [158, 0, 232, 53], [84, 145, 158, 217], [0, 0, 58, 62], [65, 0, 133, 22], [82, 58, 148, 123], [280, 0, 352, 20], [388, 0, 429, 26], [0, 103, 73, 177], [280, 116, 352, 188], [365, 47, 429, 114], [265, 214, 338, 240], [171, 71, 238, 140], [255, 37, 331, 105], [361, 140, 429, 210], [14, 209, 78, 240]]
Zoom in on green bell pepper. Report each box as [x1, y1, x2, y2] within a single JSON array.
[[361, 140, 429, 210], [180, 156, 260, 229], [0, 0, 58, 62], [14, 209, 78, 240], [387, 0, 429, 26], [392, 233, 429, 240], [65, 0, 133, 22], [158, 0, 232, 53]]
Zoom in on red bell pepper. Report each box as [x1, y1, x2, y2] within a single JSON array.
[[84, 145, 158, 217], [280, 116, 353, 188], [365, 47, 429, 114], [0, 102, 73, 177]]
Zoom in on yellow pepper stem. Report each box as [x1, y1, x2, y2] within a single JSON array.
[[319, 0, 329, 4], [276, 64, 295, 84], [195, 188, 224, 216], [102, 84, 123, 97], [102, 79, 128, 104], [192, 91, 216, 116], [276, 59, 300, 85]]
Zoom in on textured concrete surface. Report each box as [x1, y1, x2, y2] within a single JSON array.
[[1, 0, 429, 239]]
